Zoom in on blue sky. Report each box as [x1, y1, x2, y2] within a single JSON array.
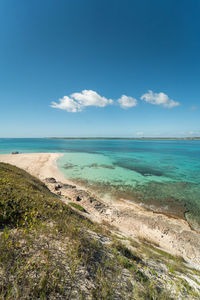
[[0, 0, 199, 137]]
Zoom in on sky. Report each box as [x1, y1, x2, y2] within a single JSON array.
[[0, 0, 199, 137]]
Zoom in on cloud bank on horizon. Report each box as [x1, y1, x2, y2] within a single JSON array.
[[51, 89, 180, 112]]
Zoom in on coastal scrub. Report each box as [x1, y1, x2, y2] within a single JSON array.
[[0, 162, 199, 299]]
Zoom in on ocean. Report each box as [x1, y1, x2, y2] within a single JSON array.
[[0, 138, 200, 230]]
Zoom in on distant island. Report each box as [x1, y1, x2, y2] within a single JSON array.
[[46, 137, 200, 140]]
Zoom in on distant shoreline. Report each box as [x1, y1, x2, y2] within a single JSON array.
[[1, 137, 200, 140], [45, 137, 200, 140]]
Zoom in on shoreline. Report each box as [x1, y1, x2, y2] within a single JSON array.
[[45, 137, 200, 140], [73, 179, 191, 224], [1, 152, 200, 267]]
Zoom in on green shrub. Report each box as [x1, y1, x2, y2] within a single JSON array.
[[69, 202, 87, 213]]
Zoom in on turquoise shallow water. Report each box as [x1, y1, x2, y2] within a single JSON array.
[[1, 138, 200, 229]]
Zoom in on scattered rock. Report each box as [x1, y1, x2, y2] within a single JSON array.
[[87, 197, 107, 213], [45, 177, 57, 183], [54, 184, 62, 191], [78, 191, 90, 198], [11, 151, 19, 154], [89, 197, 96, 203], [54, 182, 76, 189], [76, 196, 82, 202], [62, 183, 76, 189]]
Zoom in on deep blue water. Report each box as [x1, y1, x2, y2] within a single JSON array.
[[0, 138, 200, 229]]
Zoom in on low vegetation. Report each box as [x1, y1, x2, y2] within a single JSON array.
[[0, 162, 200, 299], [69, 202, 87, 213]]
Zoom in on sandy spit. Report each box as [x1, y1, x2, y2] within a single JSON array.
[[0, 153, 65, 181]]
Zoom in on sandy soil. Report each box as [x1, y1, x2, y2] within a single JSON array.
[[1, 153, 200, 267]]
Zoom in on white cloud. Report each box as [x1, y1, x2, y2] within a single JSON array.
[[141, 90, 180, 108], [51, 89, 180, 113], [117, 95, 137, 109], [51, 96, 82, 112], [71, 90, 113, 107], [51, 90, 113, 112], [190, 105, 198, 111]]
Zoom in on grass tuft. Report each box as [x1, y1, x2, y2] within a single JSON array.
[[69, 202, 87, 213]]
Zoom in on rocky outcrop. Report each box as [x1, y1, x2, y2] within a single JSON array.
[[44, 177, 200, 267], [45, 177, 57, 183]]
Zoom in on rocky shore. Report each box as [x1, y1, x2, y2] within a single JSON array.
[[44, 176, 200, 268]]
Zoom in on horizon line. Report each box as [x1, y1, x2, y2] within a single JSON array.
[[1, 137, 200, 140]]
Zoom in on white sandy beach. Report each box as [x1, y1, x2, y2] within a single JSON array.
[[0, 153, 65, 181], [1, 152, 200, 267]]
